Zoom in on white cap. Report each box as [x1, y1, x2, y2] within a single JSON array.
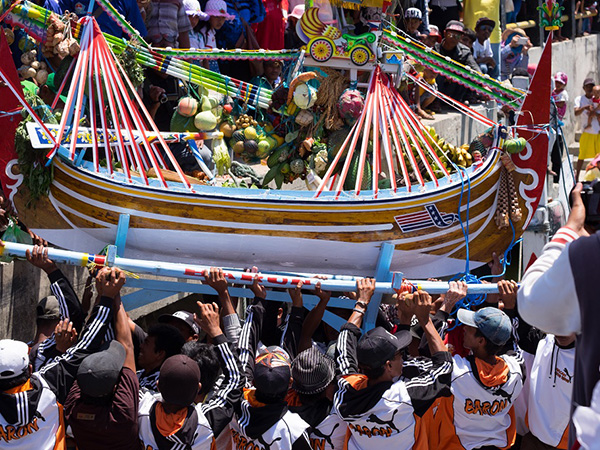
[[0, 340, 30, 380], [405, 7, 422, 20]]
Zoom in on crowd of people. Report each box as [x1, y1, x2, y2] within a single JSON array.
[[0, 182, 598, 449], [21, 0, 595, 120]]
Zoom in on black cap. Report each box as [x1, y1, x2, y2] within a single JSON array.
[[37, 295, 61, 320], [253, 349, 291, 395], [357, 327, 412, 369], [77, 340, 126, 397], [159, 355, 201, 406], [158, 311, 199, 336], [475, 17, 496, 30]]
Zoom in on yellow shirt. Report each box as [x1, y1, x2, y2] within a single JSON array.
[[463, 0, 501, 44]]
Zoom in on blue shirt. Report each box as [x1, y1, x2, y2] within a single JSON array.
[[44, 0, 147, 38]]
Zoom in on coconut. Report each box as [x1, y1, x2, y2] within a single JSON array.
[[194, 111, 218, 131], [177, 97, 198, 118], [35, 69, 48, 85], [232, 141, 245, 154]]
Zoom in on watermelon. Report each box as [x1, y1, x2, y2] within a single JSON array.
[[344, 153, 372, 191]]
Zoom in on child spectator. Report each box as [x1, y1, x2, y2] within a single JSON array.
[[285, 4, 305, 49], [146, 0, 192, 48], [500, 28, 531, 81], [553, 72, 570, 122], [574, 78, 599, 179], [403, 7, 423, 41], [423, 24, 442, 47], [550, 72, 569, 182], [416, 67, 439, 119], [197, 0, 235, 73], [473, 17, 499, 79], [184, 0, 209, 48], [583, 85, 600, 132]]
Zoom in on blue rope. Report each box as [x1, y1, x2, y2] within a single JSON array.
[[444, 148, 523, 330]]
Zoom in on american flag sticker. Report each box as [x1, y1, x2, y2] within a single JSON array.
[[394, 204, 460, 233]]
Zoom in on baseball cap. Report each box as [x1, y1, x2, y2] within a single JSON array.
[[475, 17, 496, 30], [445, 20, 465, 34], [553, 71, 568, 86], [427, 25, 442, 42], [457, 307, 512, 346], [37, 295, 61, 320], [356, 327, 412, 369], [289, 4, 305, 20], [291, 347, 335, 395], [0, 340, 30, 381], [405, 7, 422, 20], [158, 311, 199, 336], [77, 340, 126, 397], [159, 355, 201, 406], [584, 77, 596, 87], [253, 348, 291, 395]]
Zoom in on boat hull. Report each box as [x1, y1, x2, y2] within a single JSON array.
[[11, 153, 528, 277]]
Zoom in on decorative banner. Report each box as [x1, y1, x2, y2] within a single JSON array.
[[382, 26, 525, 110], [26, 123, 223, 149]]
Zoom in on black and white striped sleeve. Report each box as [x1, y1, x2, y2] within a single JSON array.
[[238, 298, 266, 387], [201, 334, 243, 437], [336, 323, 362, 376], [39, 295, 114, 404], [48, 269, 85, 332], [404, 351, 453, 416]]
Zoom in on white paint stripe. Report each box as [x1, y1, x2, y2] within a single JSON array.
[[53, 180, 395, 233]]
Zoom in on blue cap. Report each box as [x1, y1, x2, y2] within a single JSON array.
[[457, 307, 511, 346]]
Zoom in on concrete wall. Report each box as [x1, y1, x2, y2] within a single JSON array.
[[529, 34, 600, 144]]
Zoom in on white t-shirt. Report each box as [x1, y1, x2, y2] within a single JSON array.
[[473, 39, 493, 60], [575, 95, 600, 134]]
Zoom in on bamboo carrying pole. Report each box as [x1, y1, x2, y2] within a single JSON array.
[[0, 241, 508, 294]]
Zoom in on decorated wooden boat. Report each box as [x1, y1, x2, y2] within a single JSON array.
[[0, 7, 551, 278]]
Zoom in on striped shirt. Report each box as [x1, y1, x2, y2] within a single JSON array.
[[146, 0, 192, 46]]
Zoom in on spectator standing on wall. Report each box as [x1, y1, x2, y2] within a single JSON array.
[[146, 0, 192, 48], [463, 0, 502, 78], [254, 0, 286, 49]]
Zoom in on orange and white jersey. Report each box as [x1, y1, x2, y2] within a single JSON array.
[[307, 412, 347, 450], [436, 354, 525, 450], [526, 335, 574, 449], [231, 410, 309, 450], [0, 376, 65, 450]]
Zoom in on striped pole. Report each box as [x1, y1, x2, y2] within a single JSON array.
[[0, 241, 507, 294]]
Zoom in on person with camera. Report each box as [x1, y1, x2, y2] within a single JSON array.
[[518, 181, 600, 447]]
